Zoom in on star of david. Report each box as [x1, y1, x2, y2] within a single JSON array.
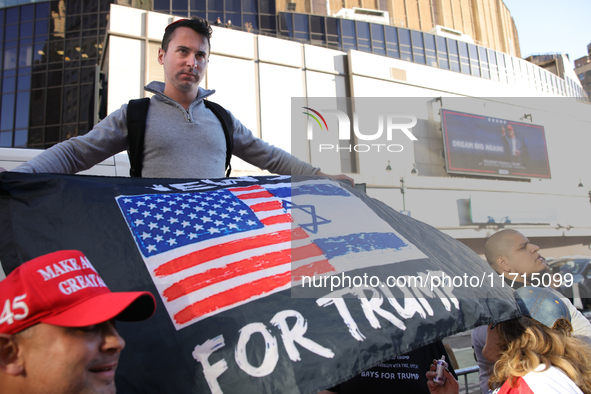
[[282, 200, 331, 234]]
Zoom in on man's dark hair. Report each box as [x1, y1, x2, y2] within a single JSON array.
[[161, 17, 212, 53]]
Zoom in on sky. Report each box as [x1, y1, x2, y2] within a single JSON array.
[[502, 0, 591, 68]]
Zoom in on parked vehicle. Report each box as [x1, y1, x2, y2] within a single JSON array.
[[0, 148, 130, 177], [548, 257, 591, 310]]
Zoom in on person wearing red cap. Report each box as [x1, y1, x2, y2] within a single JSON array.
[[0, 250, 156, 394]]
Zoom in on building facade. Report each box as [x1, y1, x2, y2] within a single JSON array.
[[0, 0, 119, 148], [575, 43, 591, 99], [0, 0, 586, 150], [281, 0, 521, 57]]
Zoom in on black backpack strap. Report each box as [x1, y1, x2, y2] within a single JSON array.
[[204, 100, 234, 177], [127, 98, 151, 177]]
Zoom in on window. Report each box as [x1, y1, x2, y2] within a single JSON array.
[[208, 0, 223, 11], [259, 15, 276, 31], [411, 31, 424, 64], [341, 19, 356, 51], [5, 25, 18, 41], [15, 91, 30, 129], [468, 44, 480, 77], [6, 8, 19, 25], [225, 13, 241, 27], [479, 47, 489, 79], [78, 84, 93, 122], [242, 14, 258, 33], [499, 53, 515, 85], [66, 0, 81, 15], [44, 126, 60, 146], [20, 4, 34, 21], [62, 86, 78, 124], [436, 36, 448, 69], [279, 13, 293, 38], [371, 24, 385, 56], [0, 131, 12, 147], [82, 14, 98, 30], [36, 2, 51, 19], [28, 127, 43, 146], [225, 0, 241, 12], [488, 49, 498, 81], [154, 0, 170, 12], [448, 39, 460, 72], [260, 0, 276, 14], [326, 17, 340, 50], [310, 16, 325, 45], [458, 41, 470, 74], [293, 14, 309, 41], [356, 21, 370, 52], [424, 33, 436, 67], [4, 46, 17, 69], [243, 0, 257, 13], [84, 2, 99, 13], [14, 129, 27, 147], [20, 22, 33, 38], [46, 87, 62, 125], [385, 26, 399, 58], [66, 15, 81, 32], [2, 77, 16, 93], [35, 19, 49, 36], [398, 28, 412, 61], [17, 74, 30, 91], [29, 89, 45, 127], [1, 93, 15, 131]]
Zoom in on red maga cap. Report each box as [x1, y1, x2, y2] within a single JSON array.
[[0, 250, 156, 335]]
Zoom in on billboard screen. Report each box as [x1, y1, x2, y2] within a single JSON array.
[[441, 109, 551, 179]]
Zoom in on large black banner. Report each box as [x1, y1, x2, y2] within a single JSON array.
[[0, 173, 518, 393]]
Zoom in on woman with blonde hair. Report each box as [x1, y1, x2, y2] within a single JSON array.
[[426, 286, 591, 394]]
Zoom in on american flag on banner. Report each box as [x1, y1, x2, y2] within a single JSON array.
[[116, 179, 427, 330]]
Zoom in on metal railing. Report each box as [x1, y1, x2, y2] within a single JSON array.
[[455, 365, 480, 394]]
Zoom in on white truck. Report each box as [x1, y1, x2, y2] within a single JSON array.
[[0, 148, 131, 177]]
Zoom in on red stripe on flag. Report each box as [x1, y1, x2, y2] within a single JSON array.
[[163, 249, 292, 301], [154, 228, 308, 277], [237, 191, 274, 200], [228, 185, 263, 192], [292, 260, 335, 282], [291, 227, 307, 240], [260, 214, 292, 226], [251, 201, 283, 212], [292, 243, 324, 260], [174, 271, 292, 324]]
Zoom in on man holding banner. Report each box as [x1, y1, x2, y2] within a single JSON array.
[[6, 17, 351, 185]]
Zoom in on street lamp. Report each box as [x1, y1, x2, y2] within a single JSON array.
[[386, 161, 418, 215], [400, 176, 407, 211]]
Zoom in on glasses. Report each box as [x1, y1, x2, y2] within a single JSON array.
[[165, 19, 188, 31]]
